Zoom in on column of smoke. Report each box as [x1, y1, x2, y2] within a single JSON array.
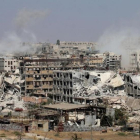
[[0, 8, 48, 56], [97, 27, 140, 69]]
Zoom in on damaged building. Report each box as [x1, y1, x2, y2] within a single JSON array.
[[25, 66, 53, 97], [50, 70, 124, 104], [0, 57, 19, 72], [43, 102, 111, 131], [124, 74, 140, 97]]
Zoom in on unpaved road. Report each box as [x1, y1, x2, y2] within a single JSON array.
[[33, 130, 140, 140]]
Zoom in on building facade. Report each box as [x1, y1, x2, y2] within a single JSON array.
[[25, 66, 53, 97], [0, 58, 19, 72], [50, 70, 98, 105], [103, 52, 121, 70], [129, 50, 140, 71], [124, 74, 140, 98]]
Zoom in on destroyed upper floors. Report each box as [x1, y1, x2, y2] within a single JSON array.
[[50, 70, 125, 104]]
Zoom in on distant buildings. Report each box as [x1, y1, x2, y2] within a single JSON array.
[[0, 41, 121, 97], [59, 41, 96, 47], [103, 52, 121, 70], [129, 50, 140, 71]]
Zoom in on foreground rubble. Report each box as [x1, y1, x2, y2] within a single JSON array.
[[0, 70, 26, 116]]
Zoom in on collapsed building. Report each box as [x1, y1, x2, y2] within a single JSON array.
[[0, 70, 26, 116], [50, 70, 124, 104]]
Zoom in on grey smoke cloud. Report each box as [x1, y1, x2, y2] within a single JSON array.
[[97, 27, 140, 69], [15, 8, 48, 28], [0, 8, 49, 55], [0, 31, 36, 55]]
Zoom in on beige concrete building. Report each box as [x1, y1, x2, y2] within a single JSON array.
[[0, 57, 19, 72], [32, 120, 49, 132], [25, 66, 53, 96], [129, 50, 140, 71]]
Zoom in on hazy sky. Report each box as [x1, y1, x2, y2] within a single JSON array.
[[0, 0, 140, 43]]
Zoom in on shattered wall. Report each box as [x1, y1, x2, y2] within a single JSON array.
[[52, 70, 124, 104], [124, 74, 140, 97]]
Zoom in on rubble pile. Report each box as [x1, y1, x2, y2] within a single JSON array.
[[69, 70, 140, 124], [73, 70, 125, 98], [0, 70, 26, 115]]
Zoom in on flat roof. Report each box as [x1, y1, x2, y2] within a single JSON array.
[[43, 103, 89, 111]]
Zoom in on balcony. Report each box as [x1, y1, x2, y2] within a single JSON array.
[[41, 70, 53, 74], [26, 85, 34, 89], [33, 77, 42, 81], [42, 85, 53, 89], [26, 71, 37, 74], [42, 77, 53, 81], [25, 77, 33, 81]]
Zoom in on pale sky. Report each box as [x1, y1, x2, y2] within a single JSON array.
[[0, 0, 140, 43]]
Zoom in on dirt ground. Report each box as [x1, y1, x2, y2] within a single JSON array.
[[33, 130, 140, 140], [0, 130, 140, 140], [0, 130, 30, 139]]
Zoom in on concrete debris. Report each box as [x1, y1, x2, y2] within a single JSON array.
[[53, 70, 125, 101], [52, 69, 140, 125], [14, 69, 20, 75], [0, 70, 27, 115], [63, 113, 102, 132], [108, 74, 124, 88]]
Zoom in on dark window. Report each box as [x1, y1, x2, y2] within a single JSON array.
[[38, 124, 43, 128]]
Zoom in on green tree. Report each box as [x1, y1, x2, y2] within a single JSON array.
[[71, 134, 82, 140], [101, 115, 113, 126], [13, 131, 23, 140], [115, 108, 128, 126]]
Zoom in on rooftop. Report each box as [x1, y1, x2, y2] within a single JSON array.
[[43, 103, 89, 111]]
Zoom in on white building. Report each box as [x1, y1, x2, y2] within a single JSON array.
[[59, 41, 96, 47], [103, 52, 121, 70], [129, 50, 140, 71], [55, 41, 97, 56], [0, 58, 19, 72]]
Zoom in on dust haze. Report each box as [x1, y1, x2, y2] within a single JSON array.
[[97, 27, 140, 69], [0, 8, 49, 55]]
